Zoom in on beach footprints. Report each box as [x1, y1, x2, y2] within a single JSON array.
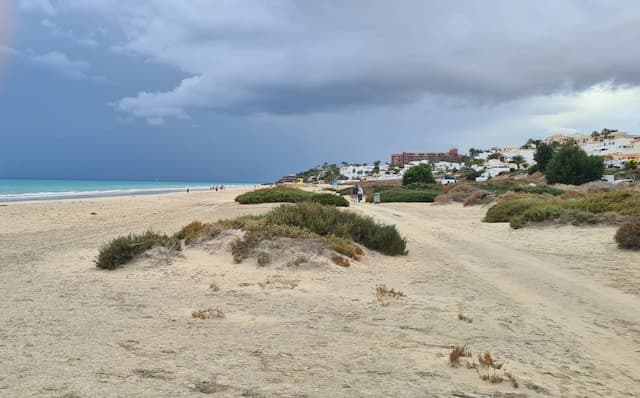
[[258, 275, 299, 290]]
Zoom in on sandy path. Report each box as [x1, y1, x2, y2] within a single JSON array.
[[357, 203, 640, 396], [1, 193, 639, 397]]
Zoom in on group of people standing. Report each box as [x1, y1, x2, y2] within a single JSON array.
[[351, 184, 364, 202]]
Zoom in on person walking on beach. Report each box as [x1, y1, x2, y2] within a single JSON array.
[[351, 185, 358, 202], [357, 186, 364, 202]]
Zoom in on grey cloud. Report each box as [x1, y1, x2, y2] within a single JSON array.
[[19, 0, 55, 14], [30, 51, 91, 80], [0, 45, 18, 55], [42, 1, 640, 122]]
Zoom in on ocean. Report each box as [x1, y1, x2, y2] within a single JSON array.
[[0, 179, 257, 202]]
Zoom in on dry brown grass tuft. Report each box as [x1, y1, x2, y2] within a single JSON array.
[[463, 191, 492, 207], [457, 312, 473, 323], [480, 373, 504, 384], [331, 255, 350, 267], [327, 236, 365, 260], [375, 285, 406, 301], [478, 352, 503, 370], [175, 221, 222, 245], [449, 347, 518, 388], [192, 307, 225, 320], [286, 256, 308, 267], [449, 346, 472, 368], [505, 371, 518, 388]]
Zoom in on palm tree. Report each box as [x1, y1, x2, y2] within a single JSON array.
[[511, 155, 525, 170], [372, 160, 381, 174]]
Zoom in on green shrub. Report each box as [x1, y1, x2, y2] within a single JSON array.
[[484, 198, 545, 223], [310, 193, 349, 207], [513, 186, 565, 196], [326, 236, 364, 259], [402, 164, 435, 186], [615, 221, 640, 250], [567, 210, 602, 225], [264, 202, 407, 255], [573, 190, 640, 215], [520, 205, 566, 223], [545, 144, 604, 185], [534, 142, 555, 173], [365, 188, 441, 203], [236, 187, 349, 207], [174, 221, 221, 244], [235, 187, 313, 204], [482, 181, 563, 196], [484, 189, 640, 229], [96, 231, 181, 270], [404, 182, 443, 191]]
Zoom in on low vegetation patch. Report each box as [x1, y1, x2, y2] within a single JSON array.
[[482, 189, 640, 228], [96, 231, 181, 270], [175, 221, 221, 245], [331, 255, 350, 267], [436, 181, 562, 206], [97, 202, 407, 269], [337, 182, 442, 203], [462, 190, 492, 207], [235, 186, 313, 204], [309, 193, 350, 207], [230, 222, 316, 263], [326, 236, 364, 259], [235, 187, 348, 206], [365, 187, 442, 203], [265, 202, 407, 255], [483, 181, 565, 196], [615, 221, 640, 250]]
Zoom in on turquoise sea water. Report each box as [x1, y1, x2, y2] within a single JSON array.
[[0, 179, 256, 202]]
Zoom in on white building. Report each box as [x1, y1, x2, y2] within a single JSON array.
[[339, 163, 391, 181]]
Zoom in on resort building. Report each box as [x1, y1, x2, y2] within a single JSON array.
[[391, 149, 460, 166], [545, 131, 640, 167]]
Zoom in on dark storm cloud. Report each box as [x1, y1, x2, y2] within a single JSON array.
[[7, 0, 640, 185], [24, 0, 640, 123]]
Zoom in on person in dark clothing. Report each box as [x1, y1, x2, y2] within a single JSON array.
[[351, 185, 359, 202]]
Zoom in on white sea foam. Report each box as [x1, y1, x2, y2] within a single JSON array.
[[0, 186, 225, 202]]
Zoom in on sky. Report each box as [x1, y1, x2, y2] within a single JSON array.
[[1, 0, 640, 182]]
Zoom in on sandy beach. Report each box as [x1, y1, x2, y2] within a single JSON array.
[[1, 188, 640, 397]]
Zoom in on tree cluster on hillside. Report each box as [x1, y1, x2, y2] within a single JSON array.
[[402, 164, 435, 186], [544, 143, 604, 185], [533, 142, 557, 172], [521, 138, 542, 149]]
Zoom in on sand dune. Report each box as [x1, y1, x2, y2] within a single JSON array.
[[1, 190, 639, 397]]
